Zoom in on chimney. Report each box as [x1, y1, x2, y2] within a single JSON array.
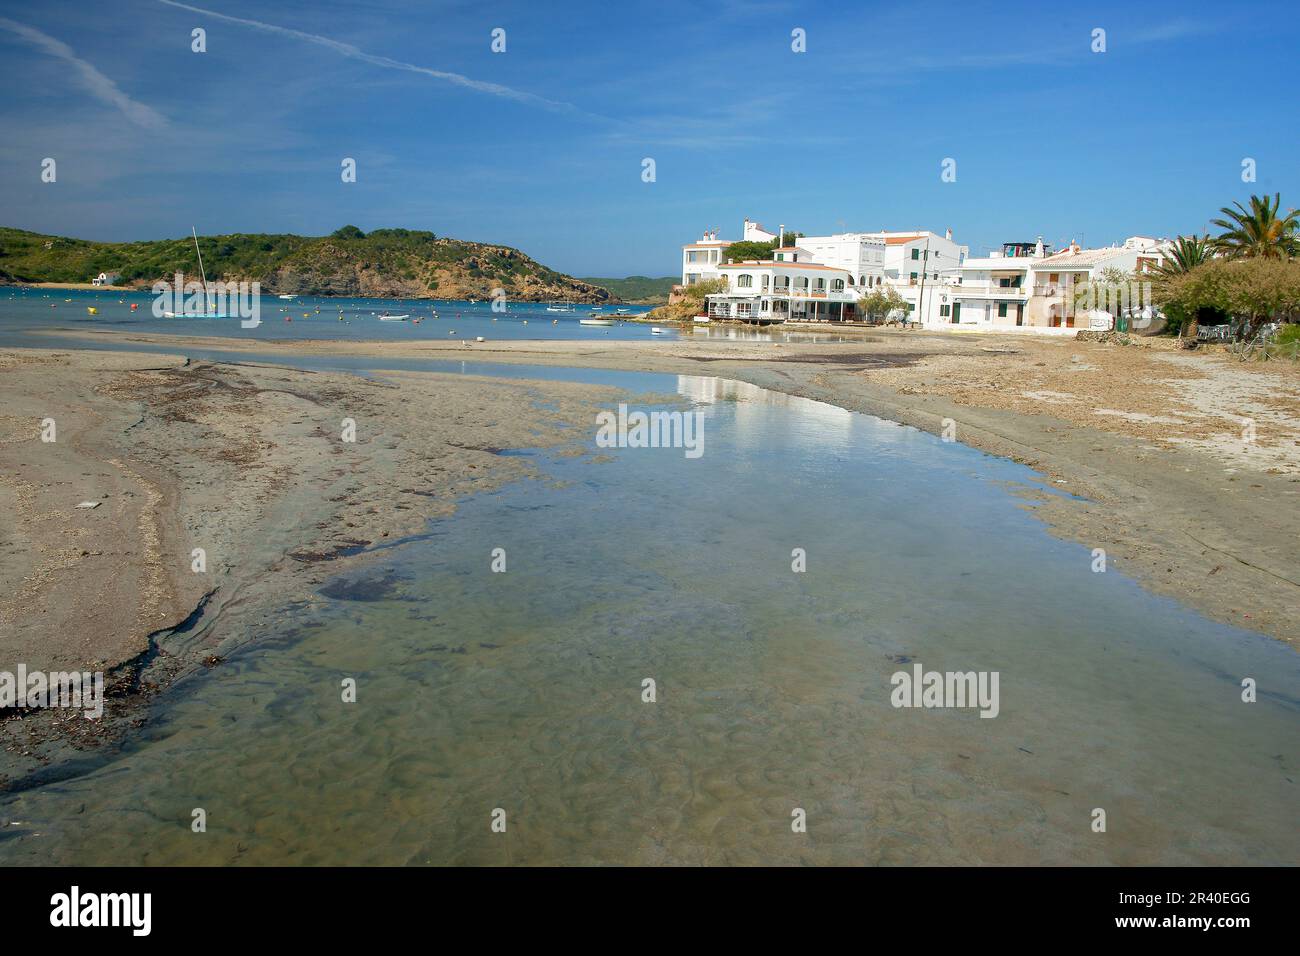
[[779, 224, 785, 247], [945, 228, 952, 240]]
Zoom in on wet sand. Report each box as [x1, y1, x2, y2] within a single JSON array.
[[5, 328, 1298, 780], [0, 346, 630, 777], [33, 327, 1300, 649]]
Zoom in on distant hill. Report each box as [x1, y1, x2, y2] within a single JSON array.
[[579, 275, 677, 305], [0, 225, 613, 303]]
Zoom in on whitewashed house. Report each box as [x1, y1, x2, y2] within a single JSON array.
[[795, 233, 888, 288], [866, 231, 968, 284], [681, 230, 732, 287], [92, 271, 121, 286], [679, 216, 1173, 331], [742, 218, 778, 242], [705, 259, 859, 323], [1024, 241, 1167, 329], [927, 238, 1169, 332]]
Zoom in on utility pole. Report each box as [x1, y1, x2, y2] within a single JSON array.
[[915, 235, 931, 329]]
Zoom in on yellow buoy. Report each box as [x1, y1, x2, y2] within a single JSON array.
[[87, 307, 98, 315]]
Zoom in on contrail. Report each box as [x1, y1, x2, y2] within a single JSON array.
[[158, 0, 589, 116], [0, 16, 167, 128]]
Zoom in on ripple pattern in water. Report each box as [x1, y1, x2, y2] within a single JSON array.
[[2, 375, 1296, 865]]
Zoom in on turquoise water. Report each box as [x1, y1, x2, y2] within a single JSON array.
[[0, 287, 867, 347], [0, 286, 663, 344], [0, 368, 1295, 865]]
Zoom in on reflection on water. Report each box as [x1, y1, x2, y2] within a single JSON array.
[[1, 372, 1296, 866], [691, 325, 867, 344]]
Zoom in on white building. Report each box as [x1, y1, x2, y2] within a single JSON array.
[[92, 271, 121, 286], [924, 238, 1169, 332], [864, 231, 968, 284], [794, 234, 887, 288], [681, 230, 732, 287], [742, 218, 778, 242], [705, 259, 859, 323], [682, 217, 1166, 332]]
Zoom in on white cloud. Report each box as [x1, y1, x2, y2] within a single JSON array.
[[157, 0, 591, 117], [0, 16, 167, 129]]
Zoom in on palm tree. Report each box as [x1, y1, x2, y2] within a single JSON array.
[[1210, 193, 1300, 259], [1148, 235, 1215, 279]]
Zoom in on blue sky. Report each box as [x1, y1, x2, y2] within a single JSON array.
[[1, 0, 1297, 276]]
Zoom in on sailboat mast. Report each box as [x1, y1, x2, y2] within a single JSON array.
[[192, 226, 212, 312]]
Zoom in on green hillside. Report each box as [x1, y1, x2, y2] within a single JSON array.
[[0, 225, 613, 303], [579, 275, 677, 304]]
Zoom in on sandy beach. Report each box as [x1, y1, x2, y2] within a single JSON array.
[[0, 345, 633, 777], [4, 328, 1299, 780], [34, 327, 1300, 640]]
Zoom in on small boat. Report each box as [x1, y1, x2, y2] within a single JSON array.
[[579, 317, 614, 326], [378, 313, 409, 321], [650, 327, 663, 335], [546, 302, 576, 313], [164, 226, 227, 318], [615, 308, 632, 315], [693, 315, 711, 324], [278, 294, 297, 300]]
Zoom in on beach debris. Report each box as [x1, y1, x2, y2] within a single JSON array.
[[979, 346, 1018, 353], [75, 501, 101, 509]]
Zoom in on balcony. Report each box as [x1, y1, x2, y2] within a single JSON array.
[[952, 281, 1029, 299], [772, 286, 848, 299]]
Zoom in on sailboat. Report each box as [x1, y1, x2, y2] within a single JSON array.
[[163, 227, 229, 318]]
